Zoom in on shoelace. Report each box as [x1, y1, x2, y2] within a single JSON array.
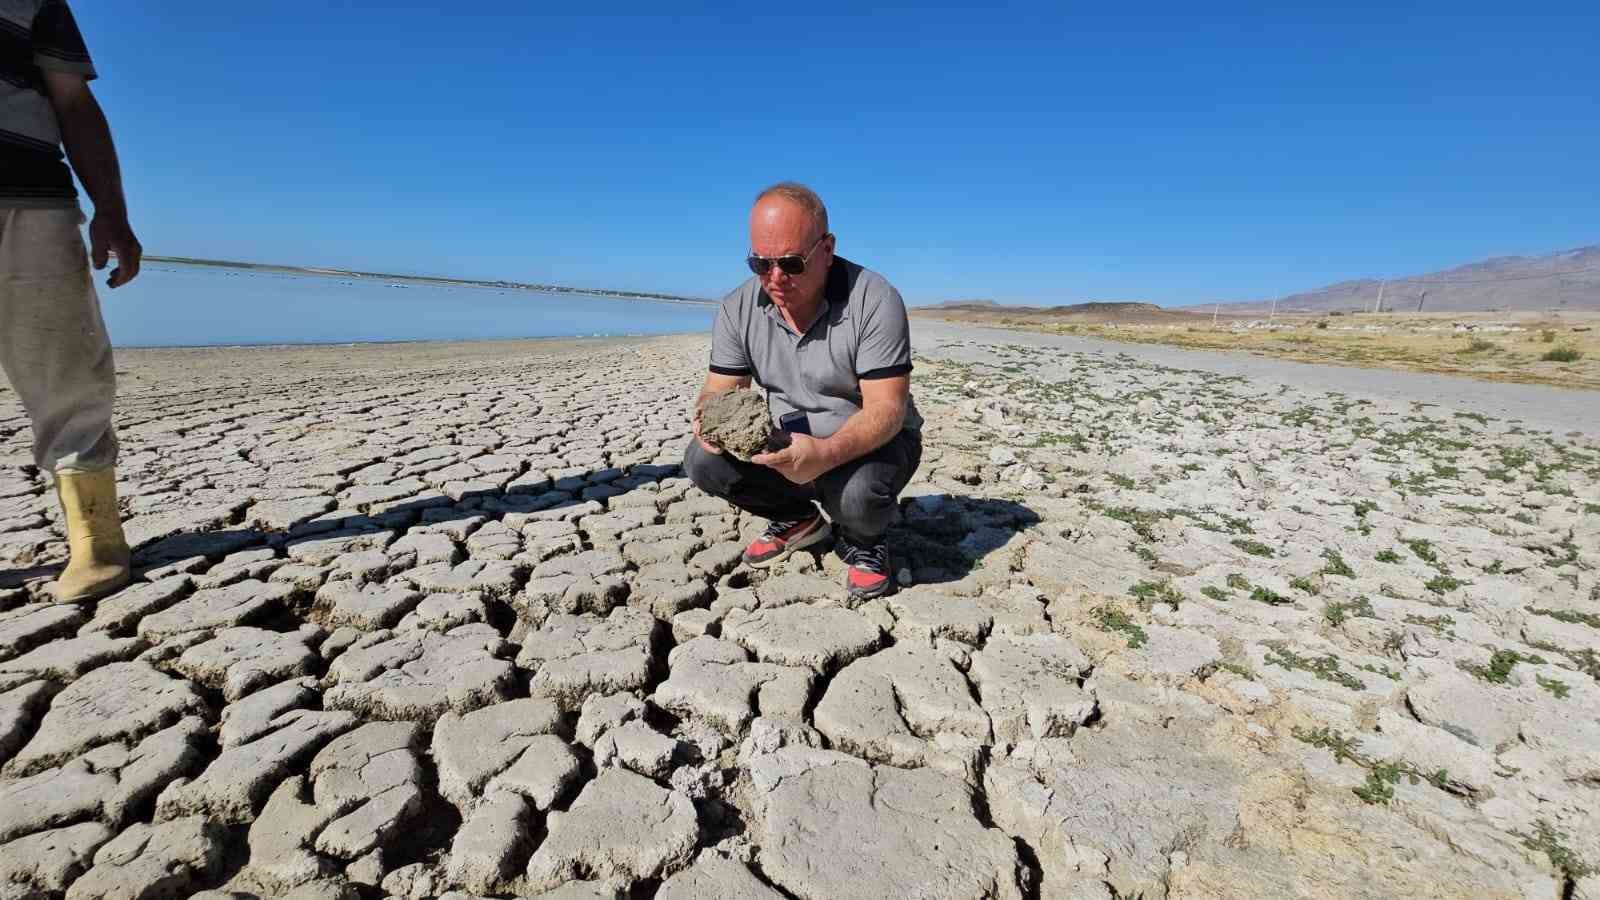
[[838, 538, 888, 574], [763, 517, 812, 541]]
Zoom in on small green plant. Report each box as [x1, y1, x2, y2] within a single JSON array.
[[1129, 579, 1184, 611], [1226, 572, 1251, 590], [1520, 820, 1595, 881], [1091, 604, 1147, 648], [1324, 597, 1375, 626], [1357, 662, 1401, 680], [1424, 574, 1466, 595], [1108, 473, 1136, 489], [1498, 445, 1532, 469], [1541, 346, 1582, 363], [1251, 585, 1291, 606], [1351, 499, 1378, 535], [1460, 649, 1545, 684], [1201, 586, 1230, 602], [1319, 548, 1354, 578], [1132, 544, 1159, 564], [1563, 648, 1600, 680], [1353, 762, 1404, 805], [1536, 675, 1570, 699], [1527, 606, 1600, 629], [1403, 613, 1455, 636], [1196, 659, 1256, 682], [1232, 538, 1274, 558], [1216, 660, 1254, 679], [1265, 644, 1363, 689], [1292, 725, 1362, 763], [1289, 575, 1321, 595], [1401, 538, 1446, 571], [1099, 505, 1167, 542], [1292, 726, 1454, 805], [1375, 549, 1402, 563], [1539, 329, 1557, 343], [1457, 338, 1496, 354]]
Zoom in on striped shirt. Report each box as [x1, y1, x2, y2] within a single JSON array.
[[1, 0, 95, 207]]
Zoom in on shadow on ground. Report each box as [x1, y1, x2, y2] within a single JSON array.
[[888, 493, 1042, 585], [2, 477, 1042, 598]]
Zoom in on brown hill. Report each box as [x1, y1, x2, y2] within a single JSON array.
[[1202, 245, 1600, 315], [913, 300, 1200, 324]]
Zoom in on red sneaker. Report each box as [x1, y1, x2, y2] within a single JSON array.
[[743, 514, 831, 568], [838, 535, 894, 601]]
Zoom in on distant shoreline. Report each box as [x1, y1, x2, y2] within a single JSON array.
[[145, 255, 718, 307], [112, 330, 703, 352]]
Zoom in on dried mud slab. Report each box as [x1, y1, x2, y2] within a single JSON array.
[[698, 390, 772, 459]]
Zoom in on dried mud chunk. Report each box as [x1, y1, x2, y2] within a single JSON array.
[[699, 390, 772, 460]]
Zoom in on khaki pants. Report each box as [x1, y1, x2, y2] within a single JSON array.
[[0, 207, 118, 473]]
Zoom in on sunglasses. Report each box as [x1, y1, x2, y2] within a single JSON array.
[[747, 233, 830, 277]]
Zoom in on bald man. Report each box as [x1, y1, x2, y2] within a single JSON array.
[[685, 182, 922, 601]]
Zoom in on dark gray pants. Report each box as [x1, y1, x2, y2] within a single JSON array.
[[682, 429, 923, 543]]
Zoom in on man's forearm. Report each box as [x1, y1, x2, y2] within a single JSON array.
[[820, 403, 904, 469], [56, 92, 127, 217]]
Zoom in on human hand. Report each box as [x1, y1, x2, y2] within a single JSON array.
[[751, 433, 831, 484], [90, 213, 142, 288]]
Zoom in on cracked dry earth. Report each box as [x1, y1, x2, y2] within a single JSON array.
[[0, 333, 1596, 900]]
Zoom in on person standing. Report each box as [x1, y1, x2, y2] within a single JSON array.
[[2, 0, 141, 600], [685, 182, 922, 601]]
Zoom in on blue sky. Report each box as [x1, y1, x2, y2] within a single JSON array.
[[77, 1, 1598, 306]]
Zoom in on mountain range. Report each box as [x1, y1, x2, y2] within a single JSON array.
[[1194, 245, 1600, 314], [916, 245, 1600, 315]]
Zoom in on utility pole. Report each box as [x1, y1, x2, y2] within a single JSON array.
[[1269, 297, 1277, 321], [1212, 302, 1220, 328], [1373, 279, 1386, 314], [1416, 289, 1427, 313]]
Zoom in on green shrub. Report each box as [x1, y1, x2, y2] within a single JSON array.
[[1232, 538, 1274, 558], [1541, 346, 1582, 363], [1091, 604, 1147, 648]]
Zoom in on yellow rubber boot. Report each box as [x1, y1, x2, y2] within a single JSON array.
[[52, 469, 131, 602]]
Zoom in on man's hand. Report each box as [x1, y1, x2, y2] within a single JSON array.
[[751, 433, 832, 485], [89, 213, 141, 288], [42, 71, 139, 288]]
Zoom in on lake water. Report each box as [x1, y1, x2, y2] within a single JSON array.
[[99, 263, 717, 348]]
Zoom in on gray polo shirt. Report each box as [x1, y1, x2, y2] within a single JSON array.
[[710, 256, 922, 439]]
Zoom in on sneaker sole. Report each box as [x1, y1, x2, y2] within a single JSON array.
[[746, 520, 833, 569], [846, 577, 895, 602]]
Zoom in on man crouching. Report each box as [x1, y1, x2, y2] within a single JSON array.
[[685, 182, 923, 601]]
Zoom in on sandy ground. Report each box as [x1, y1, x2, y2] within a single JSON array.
[[914, 311, 1600, 392], [916, 319, 1600, 436], [0, 326, 1596, 899]]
